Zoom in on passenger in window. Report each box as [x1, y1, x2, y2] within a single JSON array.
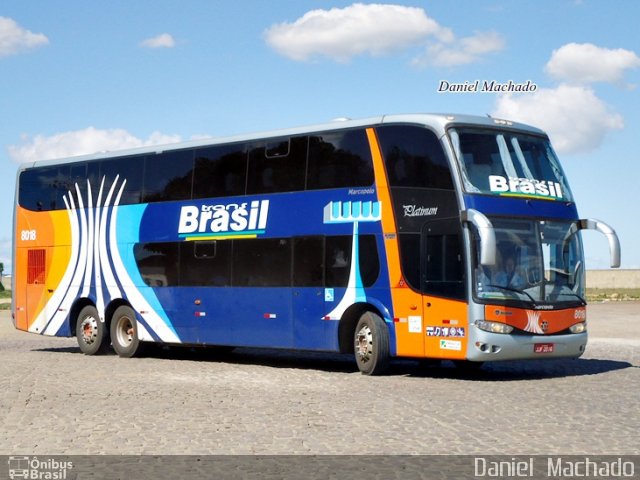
[[331, 248, 348, 268], [495, 255, 525, 290], [475, 264, 495, 294]]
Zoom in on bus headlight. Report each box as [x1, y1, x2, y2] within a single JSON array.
[[475, 320, 513, 334], [569, 322, 587, 334]]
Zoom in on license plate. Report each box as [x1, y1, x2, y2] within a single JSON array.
[[534, 343, 554, 354]]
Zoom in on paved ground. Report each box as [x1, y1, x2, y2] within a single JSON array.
[[0, 302, 638, 456]]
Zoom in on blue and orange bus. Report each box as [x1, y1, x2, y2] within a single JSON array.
[[12, 114, 620, 374]]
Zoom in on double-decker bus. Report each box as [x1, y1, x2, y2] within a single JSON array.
[[12, 114, 620, 374]]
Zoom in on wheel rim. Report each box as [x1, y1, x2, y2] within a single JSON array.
[[355, 324, 373, 364], [116, 316, 134, 347], [80, 315, 99, 345]]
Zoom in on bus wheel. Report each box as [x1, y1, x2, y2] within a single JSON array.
[[110, 306, 144, 358], [76, 305, 109, 355], [354, 312, 390, 375]]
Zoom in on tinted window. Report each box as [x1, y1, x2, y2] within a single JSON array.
[[180, 241, 231, 286], [193, 144, 247, 199], [68, 162, 90, 207], [325, 236, 351, 287], [377, 125, 453, 189], [99, 155, 144, 205], [233, 238, 291, 286], [19, 166, 68, 211], [247, 136, 307, 194], [143, 150, 193, 203], [359, 235, 380, 287], [134, 242, 180, 287], [293, 236, 324, 287], [423, 220, 464, 300], [398, 233, 420, 290], [307, 129, 374, 190]]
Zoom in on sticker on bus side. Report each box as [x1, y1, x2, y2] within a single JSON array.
[[439, 339, 462, 351]]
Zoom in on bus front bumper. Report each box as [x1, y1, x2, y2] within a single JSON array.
[[466, 328, 588, 362]]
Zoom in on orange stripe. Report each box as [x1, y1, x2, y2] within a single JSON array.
[[366, 128, 400, 284], [366, 128, 425, 357]]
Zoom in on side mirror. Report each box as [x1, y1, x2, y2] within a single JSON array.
[[461, 209, 496, 266], [577, 219, 621, 268]]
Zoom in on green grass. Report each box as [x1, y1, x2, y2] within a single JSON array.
[[586, 288, 640, 302], [0, 289, 10, 299]]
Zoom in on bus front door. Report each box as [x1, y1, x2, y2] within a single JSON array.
[[421, 218, 469, 360]]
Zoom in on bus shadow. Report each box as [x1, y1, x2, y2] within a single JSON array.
[[142, 346, 636, 380], [34, 344, 634, 380], [403, 358, 635, 381]]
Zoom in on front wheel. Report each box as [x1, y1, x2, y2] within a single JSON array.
[[354, 312, 390, 375], [76, 305, 109, 355], [110, 306, 144, 358]]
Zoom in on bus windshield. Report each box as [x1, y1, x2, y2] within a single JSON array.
[[473, 218, 585, 308], [449, 128, 573, 202]]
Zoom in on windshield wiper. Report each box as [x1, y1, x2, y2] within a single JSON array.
[[552, 290, 586, 304], [486, 284, 536, 303]]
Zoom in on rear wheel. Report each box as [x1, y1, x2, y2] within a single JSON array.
[[110, 306, 144, 358], [76, 305, 109, 355], [354, 312, 390, 375]]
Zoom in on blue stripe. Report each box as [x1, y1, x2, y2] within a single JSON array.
[[463, 194, 579, 220]]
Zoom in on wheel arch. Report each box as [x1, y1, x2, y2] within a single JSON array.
[[105, 298, 133, 327], [338, 302, 386, 354], [69, 298, 95, 337]]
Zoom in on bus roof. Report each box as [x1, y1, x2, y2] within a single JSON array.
[[18, 113, 547, 171]]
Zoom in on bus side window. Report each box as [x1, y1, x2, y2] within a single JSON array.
[[398, 233, 420, 290], [325, 236, 351, 287], [307, 129, 374, 190], [133, 242, 180, 287], [293, 236, 324, 287], [99, 155, 144, 205], [247, 137, 307, 194], [179, 241, 232, 287], [376, 125, 453, 190], [143, 149, 194, 203], [423, 219, 465, 300], [358, 235, 380, 287], [233, 238, 292, 287], [193, 144, 248, 199], [19, 165, 78, 211]]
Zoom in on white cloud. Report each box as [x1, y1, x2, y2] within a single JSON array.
[[0, 16, 48, 57], [492, 84, 624, 154], [413, 30, 505, 68], [8, 127, 181, 163], [545, 43, 640, 85], [264, 3, 453, 62], [140, 33, 176, 49]]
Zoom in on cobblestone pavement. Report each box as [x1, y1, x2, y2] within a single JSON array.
[[0, 303, 638, 456]]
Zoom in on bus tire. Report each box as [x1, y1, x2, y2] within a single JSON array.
[[354, 312, 390, 375], [110, 306, 144, 358], [76, 305, 109, 355]]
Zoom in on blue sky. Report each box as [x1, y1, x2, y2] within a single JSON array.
[[1, 0, 639, 273]]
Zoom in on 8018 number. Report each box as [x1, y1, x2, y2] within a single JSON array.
[[20, 230, 37, 241]]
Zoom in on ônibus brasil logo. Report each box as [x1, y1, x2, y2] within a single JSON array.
[[489, 175, 564, 200], [178, 200, 269, 241]]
